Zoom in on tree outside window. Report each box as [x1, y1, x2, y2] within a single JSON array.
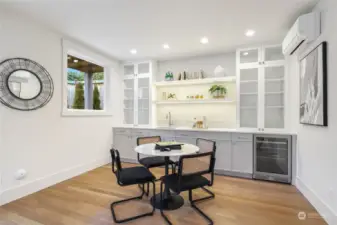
[[67, 55, 104, 110]]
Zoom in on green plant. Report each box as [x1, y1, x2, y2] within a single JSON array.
[[72, 83, 85, 109], [167, 93, 176, 99], [93, 72, 104, 80], [208, 84, 227, 97], [93, 85, 101, 110], [67, 71, 84, 81], [165, 71, 174, 81]]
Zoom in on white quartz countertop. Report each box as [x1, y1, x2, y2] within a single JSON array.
[[113, 126, 297, 135]]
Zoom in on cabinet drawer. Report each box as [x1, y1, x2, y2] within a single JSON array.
[[150, 130, 175, 138], [232, 133, 253, 142], [131, 129, 151, 137], [114, 128, 131, 135], [200, 132, 231, 141], [175, 131, 199, 138]]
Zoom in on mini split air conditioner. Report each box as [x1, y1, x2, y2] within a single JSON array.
[[282, 12, 321, 55]]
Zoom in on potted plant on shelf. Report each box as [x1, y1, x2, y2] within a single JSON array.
[[209, 84, 227, 99]]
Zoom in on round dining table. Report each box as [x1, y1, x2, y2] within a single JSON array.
[[134, 143, 199, 210]]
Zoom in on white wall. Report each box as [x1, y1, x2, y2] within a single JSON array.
[[0, 10, 122, 205], [157, 53, 236, 81], [288, 0, 337, 224]]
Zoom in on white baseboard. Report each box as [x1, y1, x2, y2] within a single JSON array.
[[0, 156, 111, 206], [296, 177, 337, 225]]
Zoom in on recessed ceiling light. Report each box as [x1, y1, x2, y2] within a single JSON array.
[[245, 29, 256, 37], [130, 49, 137, 54], [243, 52, 249, 56], [200, 37, 209, 44], [163, 44, 170, 49], [73, 59, 78, 63]]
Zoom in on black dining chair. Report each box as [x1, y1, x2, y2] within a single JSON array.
[[195, 138, 216, 201], [110, 148, 156, 223], [137, 136, 175, 195], [160, 151, 216, 225]]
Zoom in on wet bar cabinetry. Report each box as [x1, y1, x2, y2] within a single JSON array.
[[113, 127, 294, 183]]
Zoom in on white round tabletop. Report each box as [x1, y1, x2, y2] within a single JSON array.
[[135, 143, 199, 157]]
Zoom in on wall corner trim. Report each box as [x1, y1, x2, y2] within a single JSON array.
[[296, 177, 337, 224]]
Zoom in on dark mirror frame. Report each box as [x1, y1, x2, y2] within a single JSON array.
[[0, 58, 54, 111], [6, 69, 43, 101]]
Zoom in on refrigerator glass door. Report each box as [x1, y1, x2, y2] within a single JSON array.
[[255, 136, 290, 175]]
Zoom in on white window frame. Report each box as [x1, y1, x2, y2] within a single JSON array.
[[62, 39, 113, 116]]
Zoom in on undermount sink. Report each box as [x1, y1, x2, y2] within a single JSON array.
[[155, 126, 191, 130], [174, 127, 192, 130], [156, 126, 176, 129]]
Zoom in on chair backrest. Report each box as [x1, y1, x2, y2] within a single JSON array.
[[196, 138, 216, 154], [137, 136, 161, 146], [196, 138, 216, 186], [178, 152, 214, 177], [137, 136, 161, 161], [110, 148, 122, 175]]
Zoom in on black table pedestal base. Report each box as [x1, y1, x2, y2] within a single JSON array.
[[151, 194, 184, 210]]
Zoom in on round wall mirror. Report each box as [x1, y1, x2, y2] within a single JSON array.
[[0, 58, 54, 111], [7, 70, 42, 100]]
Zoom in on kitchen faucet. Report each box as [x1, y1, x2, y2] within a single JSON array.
[[166, 112, 173, 127]]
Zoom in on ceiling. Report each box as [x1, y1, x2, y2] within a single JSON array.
[[1, 0, 318, 61]]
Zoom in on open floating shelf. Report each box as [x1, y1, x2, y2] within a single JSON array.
[[154, 99, 236, 105], [154, 76, 236, 87]]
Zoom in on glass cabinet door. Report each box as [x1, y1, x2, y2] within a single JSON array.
[[264, 66, 285, 129], [137, 77, 150, 125], [123, 79, 135, 124], [263, 46, 284, 64], [239, 48, 259, 65], [137, 62, 150, 76], [124, 64, 135, 77], [239, 68, 259, 128]]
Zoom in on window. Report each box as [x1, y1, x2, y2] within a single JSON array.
[[67, 55, 104, 110], [62, 39, 113, 116]]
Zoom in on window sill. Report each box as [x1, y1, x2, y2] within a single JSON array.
[[62, 109, 113, 117]]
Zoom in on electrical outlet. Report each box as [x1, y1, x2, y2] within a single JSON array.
[[15, 169, 27, 180]]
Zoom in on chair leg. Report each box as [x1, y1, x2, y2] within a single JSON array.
[[189, 189, 214, 225], [160, 181, 172, 225], [111, 182, 155, 223], [172, 163, 176, 174], [138, 183, 146, 194], [146, 182, 150, 196], [138, 182, 150, 197], [192, 187, 215, 203]]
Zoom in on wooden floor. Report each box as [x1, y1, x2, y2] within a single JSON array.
[[0, 163, 326, 225]]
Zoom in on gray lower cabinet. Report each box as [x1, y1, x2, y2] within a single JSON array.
[[214, 140, 231, 171], [175, 137, 196, 144], [114, 134, 134, 160], [231, 141, 253, 174], [113, 128, 255, 179], [229, 133, 253, 178]]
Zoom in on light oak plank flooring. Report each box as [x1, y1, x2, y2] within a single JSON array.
[[0, 163, 326, 225]]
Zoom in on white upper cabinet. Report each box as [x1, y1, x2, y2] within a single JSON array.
[[237, 45, 285, 131], [123, 61, 155, 127], [137, 62, 151, 76], [238, 48, 260, 67], [263, 46, 284, 64], [239, 68, 259, 128], [123, 79, 135, 125]]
